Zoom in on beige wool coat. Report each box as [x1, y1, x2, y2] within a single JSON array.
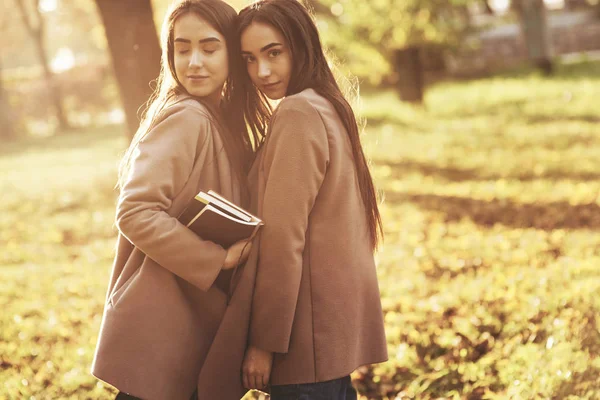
[[91, 96, 244, 400], [246, 88, 389, 384], [190, 88, 389, 398]]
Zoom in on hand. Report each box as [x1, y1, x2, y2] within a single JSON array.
[[223, 240, 252, 270], [242, 345, 273, 390]]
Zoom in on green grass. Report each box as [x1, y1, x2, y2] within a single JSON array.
[[2, 61, 600, 399]]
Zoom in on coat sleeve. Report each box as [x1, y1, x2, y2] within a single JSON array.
[[115, 103, 226, 292], [249, 98, 329, 353]]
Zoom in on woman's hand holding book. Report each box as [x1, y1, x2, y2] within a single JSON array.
[[223, 239, 252, 270]]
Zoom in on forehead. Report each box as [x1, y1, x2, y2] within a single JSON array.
[[241, 22, 286, 52], [174, 12, 224, 41]]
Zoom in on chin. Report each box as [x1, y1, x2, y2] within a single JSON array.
[[266, 91, 286, 101], [186, 88, 213, 98]]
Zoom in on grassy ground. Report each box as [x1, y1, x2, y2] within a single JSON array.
[[1, 61, 600, 399]]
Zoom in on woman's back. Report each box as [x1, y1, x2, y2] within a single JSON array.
[[93, 97, 243, 399]]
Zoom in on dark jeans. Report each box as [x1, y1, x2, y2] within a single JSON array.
[[270, 375, 357, 400], [115, 390, 198, 400]]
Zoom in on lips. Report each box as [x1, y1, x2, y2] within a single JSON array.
[[262, 81, 281, 90], [188, 75, 209, 81]]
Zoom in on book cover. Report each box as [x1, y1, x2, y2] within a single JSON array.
[[178, 191, 263, 248]]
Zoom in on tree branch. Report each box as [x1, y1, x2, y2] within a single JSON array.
[[14, 0, 33, 34], [31, 0, 44, 38]]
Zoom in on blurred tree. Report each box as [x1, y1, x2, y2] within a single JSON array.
[[0, 14, 16, 140], [482, 0, 495, 14], [513, 0, 554, 75], [95, 0, 161, 138], [15, 0, 70, 132], [0, 69, 15, 140], [306, 0, 474, 102], [0, 62, 16, 141]]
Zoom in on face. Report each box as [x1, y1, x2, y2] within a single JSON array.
[[241, 22, 292, 100], [173, 12, 229, 106]]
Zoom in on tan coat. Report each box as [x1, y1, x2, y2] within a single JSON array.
[[107, 88, 388, 399], [247, 88, 388, 384], [189, 89, 388, 398], [91, 96, 243, 400]]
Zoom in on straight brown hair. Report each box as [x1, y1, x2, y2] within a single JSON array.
[[238, 0, 383, 249]]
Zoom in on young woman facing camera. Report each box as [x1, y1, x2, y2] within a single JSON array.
[[91, 1, 253, 399], [239, 0, 388, 398]]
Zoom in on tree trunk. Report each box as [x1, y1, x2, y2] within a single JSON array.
[[0, 63, 16, 140], [483, 0, 494, 15], [394, 47, 425, 104], [15, 0, 70, 132], [517, 0, 554, 75], [95, 0, 162, 139], [33, 30, 70, 131]]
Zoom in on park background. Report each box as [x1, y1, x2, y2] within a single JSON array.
[[1, 0, 600, 399]]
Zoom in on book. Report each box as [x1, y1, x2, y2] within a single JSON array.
[[178, 190, 263, 248]]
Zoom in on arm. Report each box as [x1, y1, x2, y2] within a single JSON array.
[[249, 98, 330, 353], [116, 103, 226, 291]]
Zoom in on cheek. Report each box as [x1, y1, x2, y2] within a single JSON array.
[[283, 55, 293, 80], [246, 64, 259, 84], [219, 52, 229, 78], [210, 51, 229, 78], [173, 55, 187, 78]]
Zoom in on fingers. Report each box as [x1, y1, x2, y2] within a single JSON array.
[[242, 347, 272, 390], [240, 242, 252, 263], [251, 374, 260, 390], [242, 371, 260, 390], [243, 370, 250, 390], [242, 369, 268, 390]]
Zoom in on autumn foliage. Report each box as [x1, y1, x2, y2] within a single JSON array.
[[1, 62, 600, 399]]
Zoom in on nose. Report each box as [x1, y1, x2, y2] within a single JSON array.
[[257, 60, 271, 79], [189, 49, 203, 68]]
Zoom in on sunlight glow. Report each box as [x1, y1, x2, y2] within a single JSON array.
[[51, 48, 75, 73], [489, 0, 510, 14], [39, 0, 57, 13], [545, 0, 565, 9], [489, 0, 565, 14]]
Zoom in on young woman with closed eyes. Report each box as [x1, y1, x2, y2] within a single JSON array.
[[91, 1, 253, 399]]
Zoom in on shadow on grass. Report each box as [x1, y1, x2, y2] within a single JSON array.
[[433, 98, 600, 124], [378, 159, 600, 182], [459, 60, 600, 83], [552, 364, 600, 399], [525, 114, 600, 124], [385, 191, 600, 230], [0, 124, 126, 157], [365, 115, 429, 132]]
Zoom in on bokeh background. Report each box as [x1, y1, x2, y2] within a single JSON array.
[[1, 0, 600, 399]]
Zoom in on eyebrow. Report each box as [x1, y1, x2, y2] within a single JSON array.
[[174, 37, 221, 44], [241, 42, 283, 54]]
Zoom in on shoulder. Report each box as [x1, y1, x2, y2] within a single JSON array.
[[275, 89, 322, 118], [271, 90, 329, 140], [143, 96, 218, 146], [156, 96, 214, 126], [265, 89, 330, 156]]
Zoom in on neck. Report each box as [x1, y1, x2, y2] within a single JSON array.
[[207, 90, 222, 110]]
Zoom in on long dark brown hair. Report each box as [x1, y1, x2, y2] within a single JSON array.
[[118, 0, 252, 189], [238, 0, 383, 249]]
